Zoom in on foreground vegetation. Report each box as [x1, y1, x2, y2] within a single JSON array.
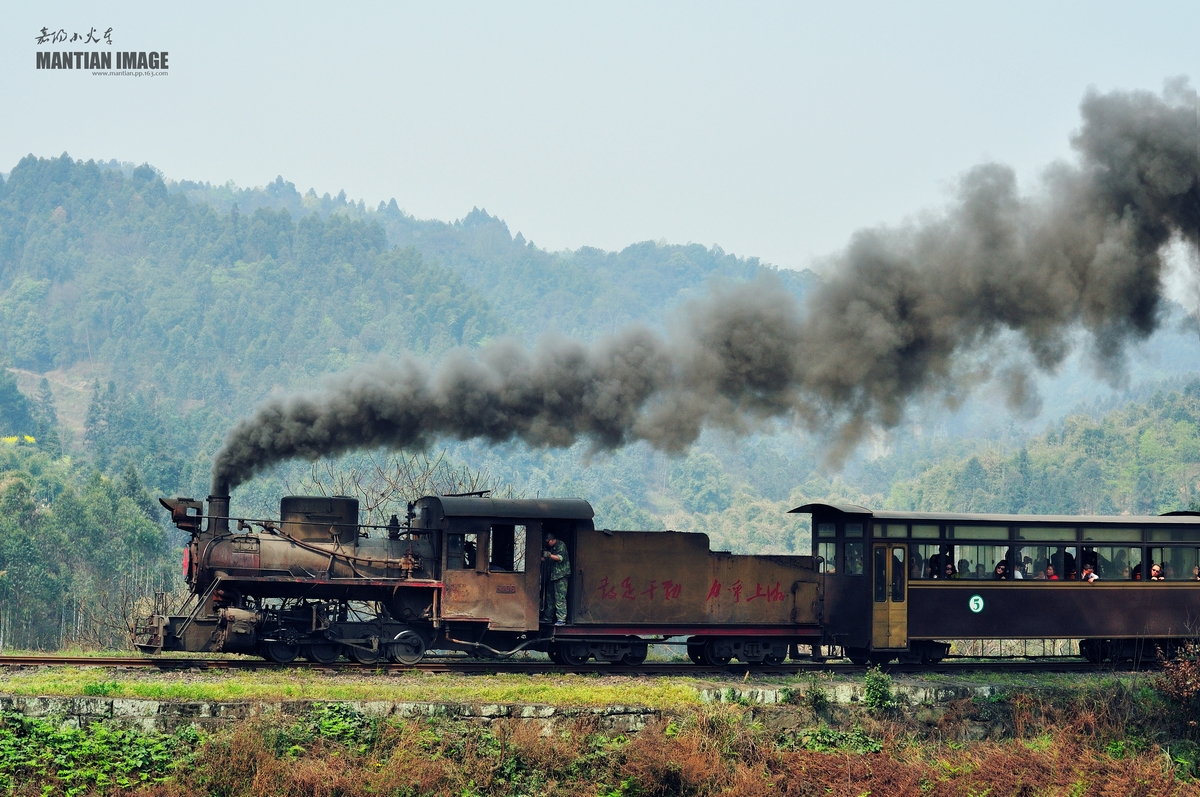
[[7, 673, 1200, 796]]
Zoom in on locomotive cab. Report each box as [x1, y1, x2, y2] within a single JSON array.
[[412, 495, 594, 639]]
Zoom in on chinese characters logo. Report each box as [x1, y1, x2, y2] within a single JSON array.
[[36, 27, 113, 45]]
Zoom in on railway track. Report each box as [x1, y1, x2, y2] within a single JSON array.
[[0, 654, 1151, 675]]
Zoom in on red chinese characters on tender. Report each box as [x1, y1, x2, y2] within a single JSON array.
[[593, 576, 683, 601], [704, 579, 785, 603]]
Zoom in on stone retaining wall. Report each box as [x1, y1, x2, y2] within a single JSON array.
[[0, 696, 659, 735], [699, 679, 999, 706], [0, 679, 999, 735]]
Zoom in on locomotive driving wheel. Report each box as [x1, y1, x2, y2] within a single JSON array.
[[262, 640, 299, 664], [386, 631, 426, 665], [349, 641, 382, 665], [305, 641, 342, 664]]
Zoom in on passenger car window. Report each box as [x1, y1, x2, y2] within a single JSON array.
[[874, 547, 887, 601], [910, 543, 978, 579], [844, 543, 864, 575], [1147, 529, 1200, 542], [1016, 527, 1076, 542], [1081, 546, 1140, 579], [1083, 528, 1141, 542], [1016, 545, 1077, 580], [818, 542, 837, 574], [845, 523, 864, 538], [1148, 547, 1194, 580], [954, 544, 1011, 579], [891, 547, 905, 602], [817, 523, 836, 538], [950, 525, 1006, 540]]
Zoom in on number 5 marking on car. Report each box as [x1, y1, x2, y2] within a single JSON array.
[[968, 594, 984, 613]]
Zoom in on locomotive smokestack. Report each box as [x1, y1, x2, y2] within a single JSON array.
[[207, 486, 230, 536], [211, 80, 1200, 488]]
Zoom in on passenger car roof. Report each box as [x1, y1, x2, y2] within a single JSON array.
[[789, 502, 872, 515], [789, 502, 1200, 526]]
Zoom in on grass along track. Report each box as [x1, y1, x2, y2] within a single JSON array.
[[0, 653, 1149, 674]]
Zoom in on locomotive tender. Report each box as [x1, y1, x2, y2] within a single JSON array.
[[135, 492, 1200, 665]]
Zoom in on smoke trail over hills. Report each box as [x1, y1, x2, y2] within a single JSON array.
[[213, 81, 1200, 492]]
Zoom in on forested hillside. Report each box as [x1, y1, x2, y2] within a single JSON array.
[[0, 156, 502, 410], [885, 380, 1200, 516], [170, 172, 817, 340]]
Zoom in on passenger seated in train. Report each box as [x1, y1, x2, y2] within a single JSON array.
[[1002, 547, 1022, 579], [1045, 564, 1059, 580], [957, 558, 971, 578], [1150, 563, 1165, 581], [1082, 562, 1099, 582], [925, 546, 949, 579], [1132, 564, 1142, 580], [910, 553, 924, 580], [974, 563, 986, 580], [943, 561, 957, 579], [993, 561, 1009, 580], [1193, 564, 1200, 581]]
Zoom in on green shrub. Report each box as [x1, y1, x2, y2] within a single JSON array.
[[863, 666, 898, 712], [0, 710, 197, 794]]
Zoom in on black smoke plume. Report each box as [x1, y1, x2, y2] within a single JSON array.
[[213, 81, 1200, 492]]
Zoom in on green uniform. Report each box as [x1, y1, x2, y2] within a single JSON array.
[[545, 539, 570, 623]]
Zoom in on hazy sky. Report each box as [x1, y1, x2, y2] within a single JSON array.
[[5, 2, 1200, 276]]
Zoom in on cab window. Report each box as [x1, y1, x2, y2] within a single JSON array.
[[489, 524, 527, 572], [446, 532, 479, 570]]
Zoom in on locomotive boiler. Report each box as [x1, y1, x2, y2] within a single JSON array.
[[135, 489, 825, 665]]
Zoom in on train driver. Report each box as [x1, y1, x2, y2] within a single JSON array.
[[542, 532, 571, 626]]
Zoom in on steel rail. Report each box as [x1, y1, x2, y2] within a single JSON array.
[[0, 654, 1151, 674]]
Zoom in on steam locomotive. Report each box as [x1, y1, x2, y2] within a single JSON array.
[[136, 491, 1200, 665], [136, 490, 824, 665]]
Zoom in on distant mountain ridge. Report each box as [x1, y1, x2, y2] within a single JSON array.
[[166, 170, 818, 341]]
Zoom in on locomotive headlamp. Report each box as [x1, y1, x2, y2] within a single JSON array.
[[159, 497, 203, 533]]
